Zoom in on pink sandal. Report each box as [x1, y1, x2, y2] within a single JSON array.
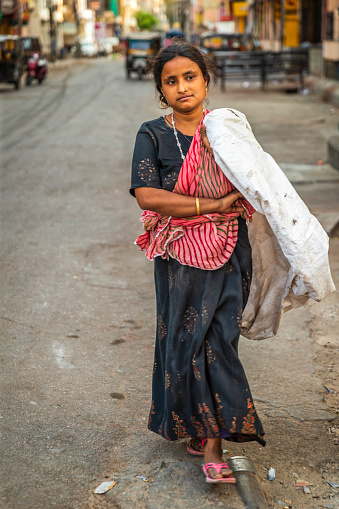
[[203, 463, 236, 484], [187, 437, 207, 456]]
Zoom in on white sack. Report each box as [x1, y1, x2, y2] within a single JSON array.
[[204, 108, 336, 340]]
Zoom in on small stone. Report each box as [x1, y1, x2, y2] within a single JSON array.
[[303, 486, 311, 494], [110, 392, 125, 400]]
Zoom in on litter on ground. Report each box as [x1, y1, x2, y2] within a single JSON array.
[[136, 475, 148, 482], [268, 467, 276, 481], [93, 480, 117, 494]]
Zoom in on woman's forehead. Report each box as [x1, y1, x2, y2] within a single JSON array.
[[161, 56, 201, 78]]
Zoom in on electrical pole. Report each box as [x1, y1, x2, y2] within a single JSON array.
[[73, 0, 81, 57], [280, 0, 285, 50], [17, 0, 22, 36], [48, 0, 57, 61], [185, 0, 190, 42]]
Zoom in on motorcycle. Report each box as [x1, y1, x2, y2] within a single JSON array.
[[26, 53, 48, 85]]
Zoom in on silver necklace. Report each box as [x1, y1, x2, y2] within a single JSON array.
[[171, 111, 204, 160], [171, 112, 185, 161]]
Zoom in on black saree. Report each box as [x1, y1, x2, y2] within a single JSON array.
[[131, 117, 265, 446], [148, 217, 265, 445]]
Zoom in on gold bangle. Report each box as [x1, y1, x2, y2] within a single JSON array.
[[195, 196, 200, 216]]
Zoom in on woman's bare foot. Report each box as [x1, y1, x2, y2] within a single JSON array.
[[203, 437, 232, 479]]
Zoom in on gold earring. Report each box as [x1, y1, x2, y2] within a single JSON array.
[[159, 95, 168, 109], [205, 86, 208, 97]]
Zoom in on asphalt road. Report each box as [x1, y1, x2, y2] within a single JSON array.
[[1, 58, 338, 509]]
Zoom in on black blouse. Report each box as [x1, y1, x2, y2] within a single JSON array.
[[130, 116, 193, 197]]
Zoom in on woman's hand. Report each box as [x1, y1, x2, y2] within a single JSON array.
[[216, 191, 246, 216], [200, 125, 213, 155]]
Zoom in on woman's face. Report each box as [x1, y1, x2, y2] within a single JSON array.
[[160, 56, 207, 114]]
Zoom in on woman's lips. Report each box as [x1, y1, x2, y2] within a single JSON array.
[[177, 95, 193, 101]]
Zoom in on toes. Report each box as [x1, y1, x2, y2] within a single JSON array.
[[190, 438, 203, 453], [208, 469, 222, 479], [208, 467, 232, 479]]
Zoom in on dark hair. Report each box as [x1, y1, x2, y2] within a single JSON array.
[[150, 41, 214, 105]]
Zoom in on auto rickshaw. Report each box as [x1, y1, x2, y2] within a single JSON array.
[[125, 32, 161, 80], [21, 36, 42, 64], [0, 35, 24, 90], [163, 29, 185, 47]]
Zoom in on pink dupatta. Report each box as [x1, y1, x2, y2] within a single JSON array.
[[135, 112, 255, 270]]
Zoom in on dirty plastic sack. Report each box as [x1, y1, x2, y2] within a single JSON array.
[[204, 108, 335, 340]]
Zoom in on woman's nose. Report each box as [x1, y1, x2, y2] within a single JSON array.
[[178, 80, 187, 93]]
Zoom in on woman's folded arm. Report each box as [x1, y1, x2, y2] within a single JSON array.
[[134, 187, 245, 218]]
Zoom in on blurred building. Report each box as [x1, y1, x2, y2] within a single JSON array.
[[0, 0, 32, 35], [194, 0, 247, 33], [249, 0, 338, 80], [322, 0, 339, 79], [248, 0, 320, 49], [0, 0, 120, 52]]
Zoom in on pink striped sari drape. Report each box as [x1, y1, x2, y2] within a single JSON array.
[[135, 112, 255, 271]]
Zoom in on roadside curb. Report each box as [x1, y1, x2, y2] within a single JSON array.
[[328, 136, 339, 171], [303, 75, 339, 173]]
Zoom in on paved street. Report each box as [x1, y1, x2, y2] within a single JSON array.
[[1, 57, 339, 509]]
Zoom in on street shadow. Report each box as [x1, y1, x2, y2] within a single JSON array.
[[0, 86, 19, 94]]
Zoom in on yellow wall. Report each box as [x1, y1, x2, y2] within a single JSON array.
[[232, 1, 247, 34], [284, 0, 299, 47], [238, 17, 245, 33], [232, 1, 247, 17]]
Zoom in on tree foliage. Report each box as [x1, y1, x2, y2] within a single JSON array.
[[135, 10, 158, 31]]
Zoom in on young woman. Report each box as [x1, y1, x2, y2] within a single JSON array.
[[130, 42, 265, 483]]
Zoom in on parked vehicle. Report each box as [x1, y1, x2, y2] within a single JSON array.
[[163, 29, 185, 47], [200, 32, 262, 53], [125, 32, 161, 80], [100, 36, 120, 55], [0, 35, 24, 89], [26, 52, 48, 85], [21, 37, 42, 64], [80, 41, 99, 57]]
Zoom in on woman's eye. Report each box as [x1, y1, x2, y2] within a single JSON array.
[[168, 80, 176, 85]]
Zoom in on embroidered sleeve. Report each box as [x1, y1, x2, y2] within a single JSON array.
[[130, 128, 162, 197]]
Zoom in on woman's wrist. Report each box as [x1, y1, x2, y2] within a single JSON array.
[[199, 198, 220, 214], [214, 198, 224, 213]]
